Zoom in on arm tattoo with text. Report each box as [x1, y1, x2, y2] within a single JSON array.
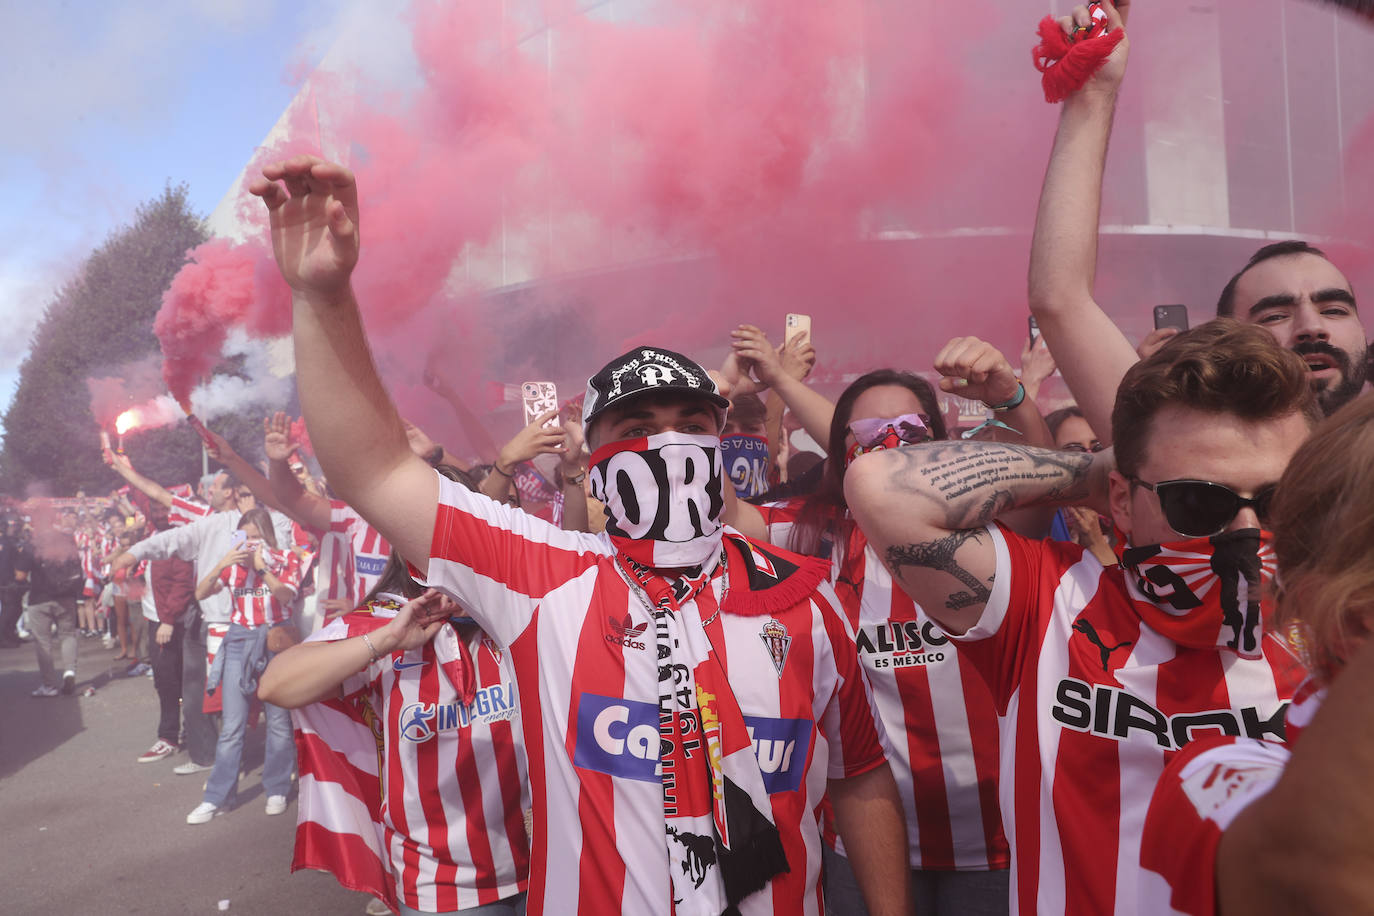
[[883, 442, 1094, 531], [886, 529, 992, 611]]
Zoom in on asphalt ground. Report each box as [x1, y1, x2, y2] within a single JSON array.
[[0, 629, 372, 916]]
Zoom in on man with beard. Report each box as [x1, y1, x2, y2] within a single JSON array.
[[844, 317, 1315, 916], [248, 153, 911, 916], [1025, 0, 1369, 445], [1215, 240, 1368, 416]]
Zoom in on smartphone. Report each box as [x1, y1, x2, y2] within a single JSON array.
[[1153, 304, 1189, 332], [784, 313, 812, 348], [229, 529, 248, 550], [521, 382, 559, 429], [1028, 315, 1040, 343]]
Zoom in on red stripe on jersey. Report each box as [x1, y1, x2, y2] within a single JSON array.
[[169, 494, 213, 528], [767, 507, 1007, 871], [951, 525, 1304, 916], [569, 590, 630, 916]]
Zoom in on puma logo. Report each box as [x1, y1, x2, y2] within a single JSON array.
[[1073, 619, 1132, 672]]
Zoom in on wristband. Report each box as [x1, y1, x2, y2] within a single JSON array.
[[423, 444, 445, 467], [361, 632, 381, 665], [988, 381, 1026, 412], [492, 462, 515, 478]]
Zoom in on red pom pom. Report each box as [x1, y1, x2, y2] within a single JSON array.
[[1031, 14, 1125, 103]]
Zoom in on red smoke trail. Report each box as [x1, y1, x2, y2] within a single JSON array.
[[154, 0, 1374, 449]]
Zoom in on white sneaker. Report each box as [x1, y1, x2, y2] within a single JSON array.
[[186, 802, 222, 825], [264, 795, 288, 816], [31, 684, 59, 698], [364, 897, 393, 916], [172, 761, 213, 776]]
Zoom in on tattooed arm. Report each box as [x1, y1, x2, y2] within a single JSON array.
[[844, 440, 1111, 634]]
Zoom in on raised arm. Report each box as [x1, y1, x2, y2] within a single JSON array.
[[103, 450, 174, 509], [258, 590, 451, 708], [844, 440, 1110, 634], [203, 428, 289, 516], [264, 411, 332, 532], [478, 410, 566, 504], [1026, 0, 1139, 440], [730, 324, 832, 445], [423, 366, 501, 464], [250, 156, 438, 573]]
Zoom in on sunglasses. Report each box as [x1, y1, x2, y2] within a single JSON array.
[[1061, 441, 1106, 453], [848, 413, 931, 449], [1131, 478, 1276, 538]]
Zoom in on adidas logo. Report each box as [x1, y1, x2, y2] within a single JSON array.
[[605, 614, 648, 651]]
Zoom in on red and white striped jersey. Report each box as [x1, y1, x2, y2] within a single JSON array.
[[1137, 680, 1322, 915], [297, 601, 530, 911], [760, 501, 1007, 871], [204, 622, 230, 715], [169, 494, 213, 528], [416, 474, 888, 916], [329, 500, 391, 604], [220, 549, 302, 629], [948, 524, 1306, 915]]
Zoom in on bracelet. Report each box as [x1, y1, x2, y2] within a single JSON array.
[[360, 632, 381, 665], [988, 381, 1026, 412], [492, 462, 515, 478], [563, 471, 586, 487]]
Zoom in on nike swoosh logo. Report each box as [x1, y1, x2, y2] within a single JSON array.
[[392, 660, 427, 671]]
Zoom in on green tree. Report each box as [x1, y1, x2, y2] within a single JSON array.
[[0, 185, 266, 496]]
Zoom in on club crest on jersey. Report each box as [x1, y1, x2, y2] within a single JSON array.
[[759, 618, 791, 676], [482, 634, 503, 663], [605, 613, 649, 651]]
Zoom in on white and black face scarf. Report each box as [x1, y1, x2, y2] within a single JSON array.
[[589, 431, 726, 568]]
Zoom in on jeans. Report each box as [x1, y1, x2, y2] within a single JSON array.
[[823, 845, 1009, 916], [150, 621, 184, 744], [182, 612, 218, 765], [29, 600, 76, 688], [398, 894, 526, 916], [201, 623, 295, 807]]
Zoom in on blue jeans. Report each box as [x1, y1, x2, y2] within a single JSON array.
[[398, 894, 526, 916], [202, 623, 295, 806], [823, 845, 1009, 916]]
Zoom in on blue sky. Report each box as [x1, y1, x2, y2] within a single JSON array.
[[0, 1, 354, 424]]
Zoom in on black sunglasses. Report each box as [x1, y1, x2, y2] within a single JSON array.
[[1062, 441, 1106, 453], [1130, 478, 1276, 538]]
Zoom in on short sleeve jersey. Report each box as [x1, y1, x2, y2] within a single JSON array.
[[329, 500, 391, 604], [947, 523, 1305, 916], [220, 548, 302, 628], [759, 500, 1006, 871], [311, 605, 530, 911], [416, 473, 887, 916], [1137, 680, 1322, 915]]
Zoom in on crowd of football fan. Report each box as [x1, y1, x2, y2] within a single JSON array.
[[8, 3, 1374, 915]]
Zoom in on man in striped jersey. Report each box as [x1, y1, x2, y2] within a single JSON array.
[[846, 320, 1317, 915], [252, 154, 912, 915]]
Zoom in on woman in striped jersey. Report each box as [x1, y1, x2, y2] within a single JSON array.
[[261, 468, 529, 916], [187, 506, 303, 825], [730, 327, 1055, 915]]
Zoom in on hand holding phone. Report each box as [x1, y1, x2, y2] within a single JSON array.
[[1153, 304, 1189, 332], [521, 382, 559, 430]]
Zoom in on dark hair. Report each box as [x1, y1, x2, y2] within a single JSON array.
[[236, 506, 278, 549], [1044, 405, 1086, 441], [786, 370, 947, 558], [361, 464, 478, 606], [1111, 319, 1321, 479], [1216, 240, 1329, 317], [727, 393, 768, 431]]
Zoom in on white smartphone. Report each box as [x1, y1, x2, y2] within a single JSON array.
[[522, 381, 559, 429]]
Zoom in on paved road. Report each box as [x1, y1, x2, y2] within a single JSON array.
[[0, 631, 372, 916]]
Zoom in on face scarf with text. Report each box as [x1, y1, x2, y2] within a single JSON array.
[[1117, 529, 1275, 659], [589, 431, 726, 569]]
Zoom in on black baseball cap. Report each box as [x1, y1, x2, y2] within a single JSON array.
[[582, 346, 730, 428]]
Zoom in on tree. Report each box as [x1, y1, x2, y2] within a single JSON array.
[[0, 185, 266, 496]]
